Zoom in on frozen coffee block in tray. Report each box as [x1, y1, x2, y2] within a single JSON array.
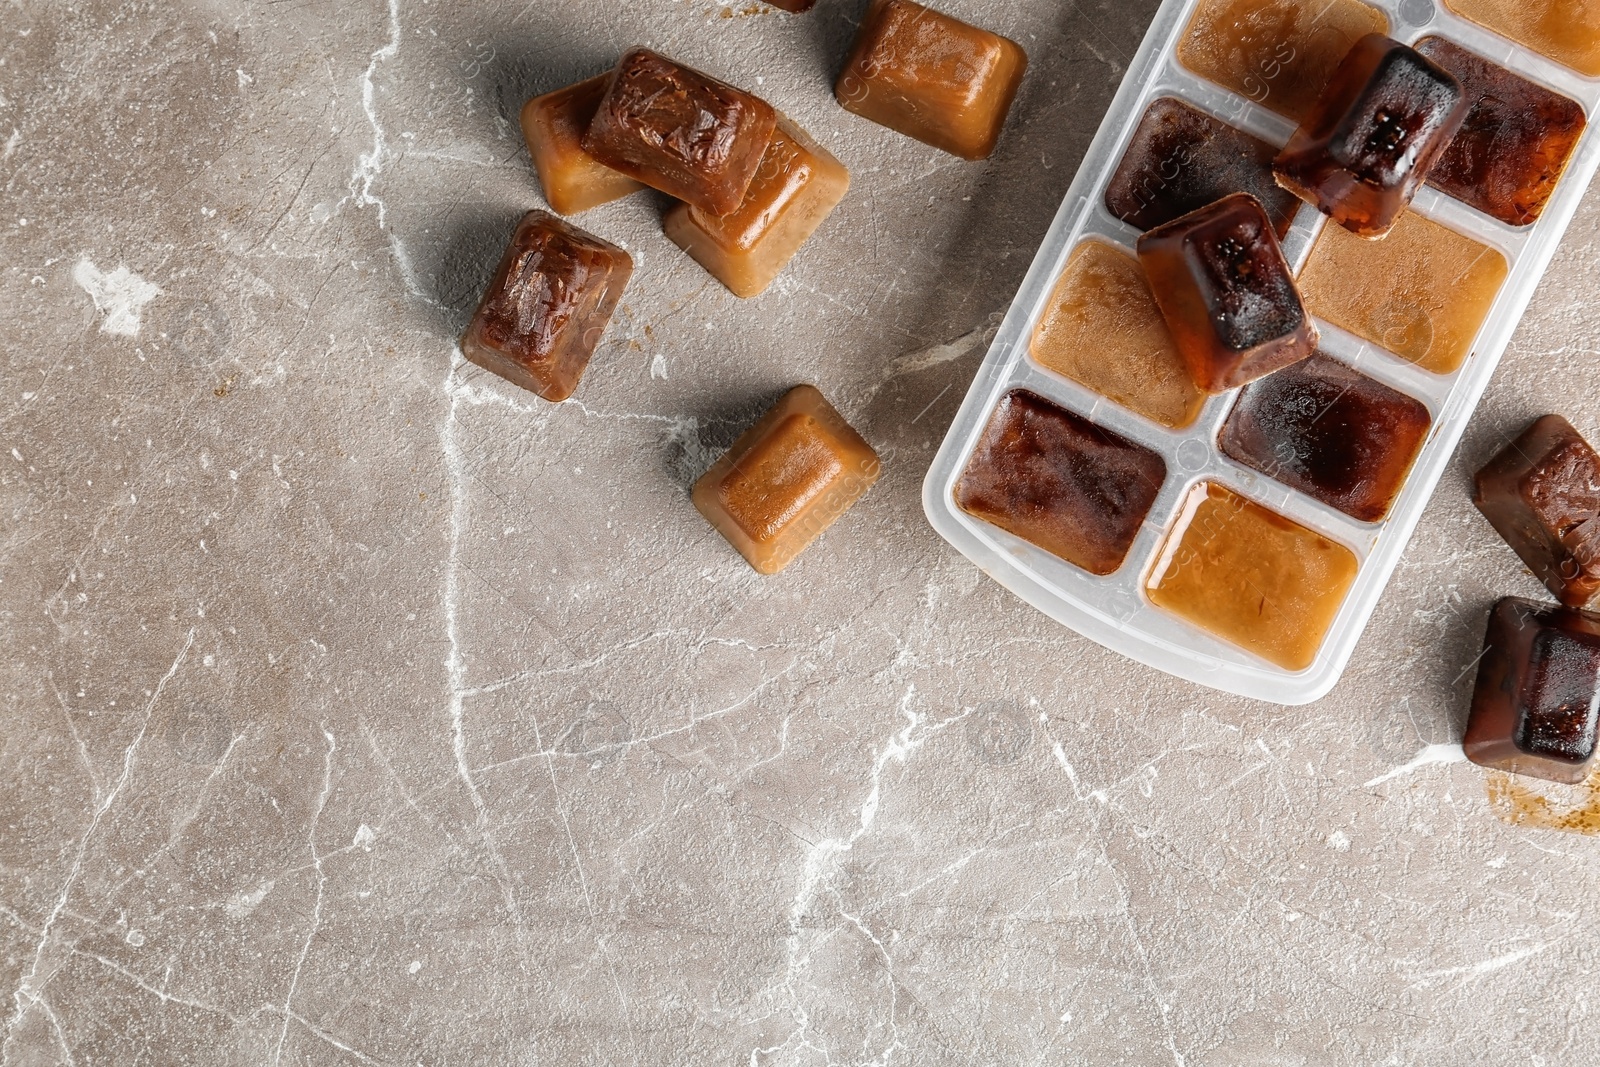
[[1444, 0, 1600, 79], [584, 48, 777, 216], [1030, 241, 1206, 431], [1414, 36, 1587, 229], [1296, 208, 1507, 376], [521, 75, 647, 216], [1146, 483, 1359, 672], [460, 210, 633, 404], [955, 390, 1167, 577], [1178, 0, 1389, 122], [1220, 353, 1432, 523], [665, 115, 850, 299], [1104, 97, 1300, 237]]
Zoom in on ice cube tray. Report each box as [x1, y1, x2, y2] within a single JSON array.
[[923, 0, 1600, 705]]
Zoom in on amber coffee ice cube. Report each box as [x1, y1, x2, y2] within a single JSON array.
[[1444, 0, 1600, 79], [1147, 483, 1359, 671], [1273, 35, 1467, 239], [694, 386, 880, 575], [1474, 415, 1600, 610], [460, 211, 633, 404], [1137, 193, 1317, 394], [520, 76, 647, 216], [1220, 354, 1431, 522], [1104, 98, 1300, 237], [1297, 209, 1507, 375], [955, 391, 1166, 576], [835, 0, 1028, 161], [1030, 241, 1205, 430], [1178, 0, 1389, 122], [583, 49, 777, 216], [664, 115, 850, 299], [1414, 37, 1587, 228], [1465, 597, 1600, 785]]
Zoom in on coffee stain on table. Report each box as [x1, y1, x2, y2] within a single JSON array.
[[1487, 768, 1600, 834]]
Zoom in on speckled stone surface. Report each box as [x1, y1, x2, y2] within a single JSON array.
[[5, 1, 1600, 1064]]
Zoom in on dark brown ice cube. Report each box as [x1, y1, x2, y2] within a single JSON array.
[[1220, 353, 1431, 522], [582, 48, 777, 216], [460, 210, 633, 403], [1414, 36, 1587, 228], [1136, 192, 1318, 394], [954, 390, 1166, 576], [1465, 597, 1600, 785], [1105, 98, 1300, 237], [1274, 34, 1467, 239], [1474, 415, 1600, 610]]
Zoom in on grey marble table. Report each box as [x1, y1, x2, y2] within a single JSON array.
[[4, 1, 1600, 1064]]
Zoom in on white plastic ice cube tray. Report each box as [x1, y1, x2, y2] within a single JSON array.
[[923, 0, 1600, 705]]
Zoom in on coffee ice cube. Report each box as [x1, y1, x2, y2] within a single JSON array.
[[1474, 415, 1600, 609], [1030, 241, 1206, 430], [1443, 0, 1600, 79], [1146, 482, 1359, 671], [693, 386, 880, 575], [1178, 0, 1389, 122], [1274, 34, 1467, 239], [1296, 208, 1507, 375], [460, 210, 633, 403], [1104, 97, 1300, 237], [1415, 37, 1587, 228], [1220, 353, 1432, 522], [835, 0, 1028, 161], [520, 75, 647, 216], [955, 390, 1166, 576], [1465, 597, 1600, 785], [1137, 192, 1318, 394], [664, 115, 849, 298], [583, 48, 777, 216]]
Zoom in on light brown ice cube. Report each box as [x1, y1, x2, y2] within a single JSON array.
[[693, 386, 880, 575], [1297, 209, 1507, 375], [520, 76, 647, 216], [1178, 0, 1389, 122], [1443, 0, 1600, 78], [835, 0, 1028, 160], [1030, 241, 1206, 429], [1146, 482, 1359, 671], [664, 116, 849, 299]]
